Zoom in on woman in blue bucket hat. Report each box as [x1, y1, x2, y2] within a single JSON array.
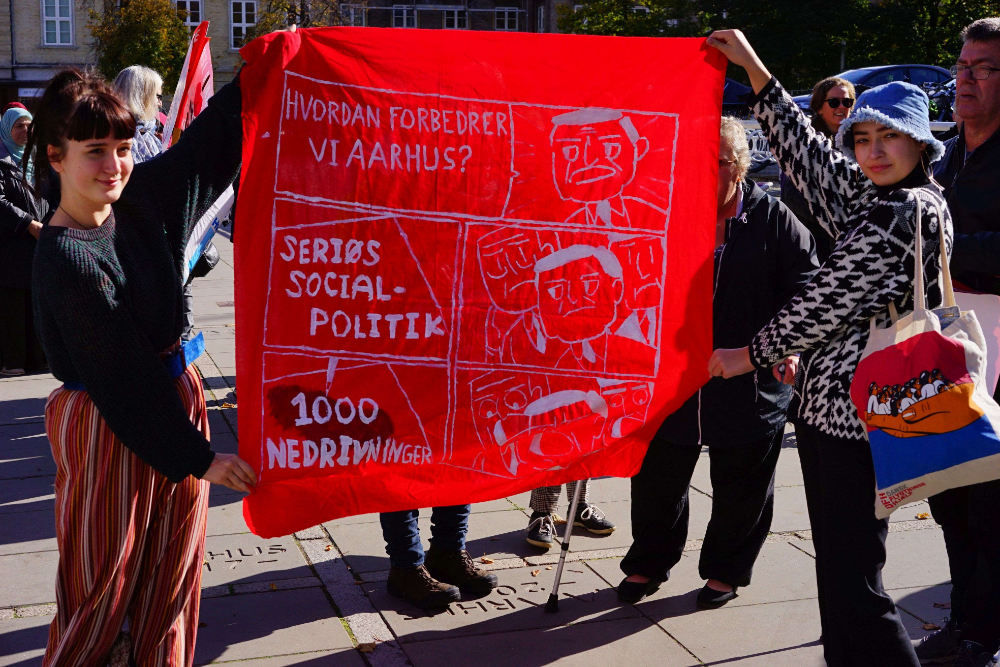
[[706, 30, 952, 667]]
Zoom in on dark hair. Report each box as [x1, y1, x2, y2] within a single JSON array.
[[962, 18, 1000, 43], [24, 69, 136, 187]]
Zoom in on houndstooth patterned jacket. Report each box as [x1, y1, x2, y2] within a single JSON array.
[[747, 79, 953, 441]]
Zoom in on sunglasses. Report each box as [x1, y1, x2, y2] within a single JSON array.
[[824, 97, 855, 109]]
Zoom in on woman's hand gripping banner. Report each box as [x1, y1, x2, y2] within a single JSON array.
[[236, 27, 725, 537]]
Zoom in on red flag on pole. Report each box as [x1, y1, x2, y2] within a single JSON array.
[[162, 21, 214, 149], [235, 27, 724, 537]]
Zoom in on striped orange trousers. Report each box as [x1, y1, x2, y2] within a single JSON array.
[[43, 365, 210, 667]]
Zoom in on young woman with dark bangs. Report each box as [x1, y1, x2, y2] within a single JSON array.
[[28, 68, 254, 665]]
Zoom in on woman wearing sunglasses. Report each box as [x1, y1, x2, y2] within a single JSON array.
[[707, 29, 951, 667], [781, 76, 856, 261], [811, 77, 856, 136]]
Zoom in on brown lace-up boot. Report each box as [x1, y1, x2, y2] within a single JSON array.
[[386, 564, 461, 610], [424, 547, 499, 596]]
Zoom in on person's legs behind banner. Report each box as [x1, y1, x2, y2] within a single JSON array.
[[381, 505, 496, 609], [618, 438, 700, 603], [526, 480, 615, 549], [696, 429, 782, 609], [424, 504, 497, 598]]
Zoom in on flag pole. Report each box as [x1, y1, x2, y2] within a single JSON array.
[[545, 480, 586, 613]]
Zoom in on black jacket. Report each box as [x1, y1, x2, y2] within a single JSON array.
[[780, 174, 833, 262], [657, 179, 820, 447], [934, 128, 1000, 295], [778, 117, 837, 263], [0, 144, 49, 290]]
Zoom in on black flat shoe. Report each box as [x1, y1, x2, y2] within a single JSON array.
[[696, 583, 738, 609], [617, 576, 666, 604]]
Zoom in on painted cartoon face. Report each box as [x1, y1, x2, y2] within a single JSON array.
[[869, 382, 879, 396], [537, 255, 623, 343], [550, 116, 646, 204], [478, 230, 555, 314], [470, 374, 546, 458], [520, 381, 610, 460], [613, 236, 663, 310], [601, 381, 653, 440]]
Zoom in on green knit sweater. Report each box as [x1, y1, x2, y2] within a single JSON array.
[[32, 78, 242, 483]]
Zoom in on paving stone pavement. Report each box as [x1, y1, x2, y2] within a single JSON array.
[[0, 231, 956, 666]]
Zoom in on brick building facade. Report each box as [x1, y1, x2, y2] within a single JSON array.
[[0, 0, 569, 105]]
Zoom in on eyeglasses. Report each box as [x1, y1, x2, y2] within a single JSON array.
[[719, 158, 737, 168], [951, 64, 1000, 80], [824, 97, 855, 109]]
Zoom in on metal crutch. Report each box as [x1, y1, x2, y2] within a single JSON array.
[[544, 479, 587, 613]]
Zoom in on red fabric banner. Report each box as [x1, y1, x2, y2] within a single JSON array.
[[236, 27, 724, 537]]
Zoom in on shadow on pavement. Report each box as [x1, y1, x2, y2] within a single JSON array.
[[0, 397, 47, 428], [700, 640, 823, 666], [1, 618, 50, 667], [389, 605, 674, 665]]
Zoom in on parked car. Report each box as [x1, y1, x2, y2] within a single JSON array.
[[791, 64, 952, 112], [723, 78, 753, 117]]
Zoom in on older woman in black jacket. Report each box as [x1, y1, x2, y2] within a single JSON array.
[[618, 117, 819, 607], [0, 106, 48, 375]]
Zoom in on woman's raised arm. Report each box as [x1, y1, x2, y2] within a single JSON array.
[[707, 30, 866, 240], [124, 75, 243, 254]]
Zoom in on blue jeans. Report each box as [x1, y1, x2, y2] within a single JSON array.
[[380, 504, 470, 569]]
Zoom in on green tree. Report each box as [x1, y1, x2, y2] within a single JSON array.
[[557, 0, 710, 36], [848, 0, 999, 71], [560, 0, 999, 91], [714, 0, 1000, 89], [706, 0, 863, 91], [88, 0, 190, 91], [242, 0, 364, 44]]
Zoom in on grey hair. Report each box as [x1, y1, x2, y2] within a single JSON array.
[[720, 116, 750, 179], [113, 65, 163, 121], [962, 18, 1000, 44]]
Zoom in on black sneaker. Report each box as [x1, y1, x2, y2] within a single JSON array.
[[955, 641, 994, 667], [424, 547, 498, 597], [526, 511, 557, 548], [916, 617, 961, 665], [574, 503, 615, 535], [386, 564, 461, 610]]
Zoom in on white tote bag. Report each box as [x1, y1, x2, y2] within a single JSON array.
[[849, 192, 1000, 518], [954, 289, 1000, 395]]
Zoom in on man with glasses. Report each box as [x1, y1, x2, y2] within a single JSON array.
[[923, 17, 1000, 667]]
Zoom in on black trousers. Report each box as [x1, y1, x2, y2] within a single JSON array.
[[621, 429, 781, 587], [0, 287, 44, 370], [928, 477, 1000, 649], [796, 422, 919, 667]]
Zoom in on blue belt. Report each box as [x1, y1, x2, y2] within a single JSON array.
[[63, 332, 205, 392]]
